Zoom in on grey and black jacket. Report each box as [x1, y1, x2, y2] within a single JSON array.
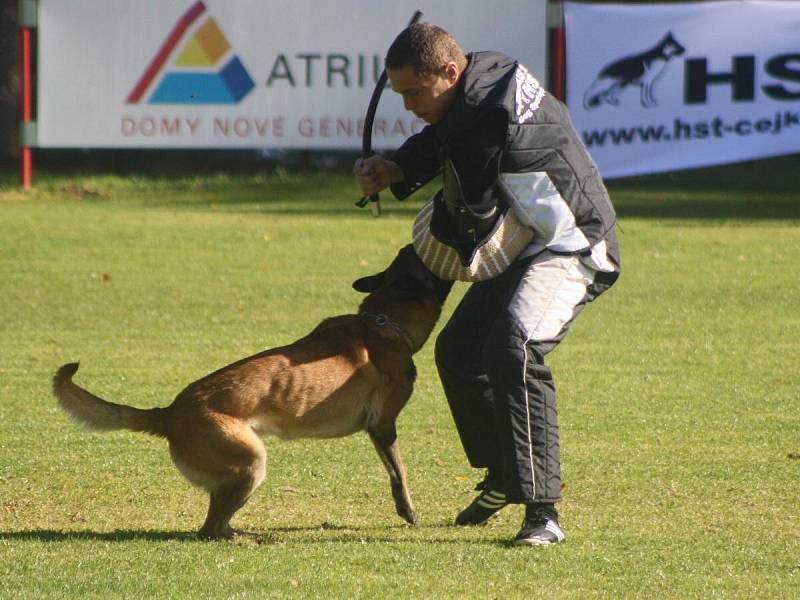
[[390, 51, 620, 289]]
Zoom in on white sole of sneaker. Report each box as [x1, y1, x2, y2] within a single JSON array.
[[513, 538, 564, 546]]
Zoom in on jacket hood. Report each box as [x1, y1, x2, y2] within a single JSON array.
[[437, 52, 518, 139]]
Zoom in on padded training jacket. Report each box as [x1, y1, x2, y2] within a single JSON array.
[[390, 51, 620, 288]]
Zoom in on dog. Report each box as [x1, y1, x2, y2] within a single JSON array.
[[583, 31, 685, 110], [53, 244, 452, 539]]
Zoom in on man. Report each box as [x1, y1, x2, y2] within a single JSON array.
[[354, 23, 620, 546]]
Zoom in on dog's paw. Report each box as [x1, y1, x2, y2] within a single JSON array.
[[397, 506, 417, 526], [198, 524, 239, 540]]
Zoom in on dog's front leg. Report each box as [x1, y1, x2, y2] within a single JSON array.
[[368, 425, 417, 525]]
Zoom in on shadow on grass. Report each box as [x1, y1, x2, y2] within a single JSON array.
[[159, 154, 800, 222], [0, 522, 513, 547], [609, 153, 800, 194], [612, 196, 800, 222], [608, 154, 800, 222], [0, 529, 198, 542], [131, 191, 800, 222], [11, 154, 797, 222]]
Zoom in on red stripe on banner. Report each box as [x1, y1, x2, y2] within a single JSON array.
[[125, 0, 206, 104]]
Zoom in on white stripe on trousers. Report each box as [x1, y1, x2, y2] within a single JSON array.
[[512, 253, 595, 501]]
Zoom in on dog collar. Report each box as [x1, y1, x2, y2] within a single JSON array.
[[360, 312, 417, 353]]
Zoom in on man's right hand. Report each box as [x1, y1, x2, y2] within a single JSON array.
[[353, 156, 404, 197]]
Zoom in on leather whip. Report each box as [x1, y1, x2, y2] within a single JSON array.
[[356, 10, 423, 216]]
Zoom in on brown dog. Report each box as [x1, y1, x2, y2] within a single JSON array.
[[53, 244, 452, 539]]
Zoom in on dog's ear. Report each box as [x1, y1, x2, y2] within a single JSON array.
[[352, 245, 416, 293], [352, 271, 384, 293]]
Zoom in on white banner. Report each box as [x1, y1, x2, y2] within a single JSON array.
[[565, 1, 800, 178], [37, 0, 547, 149]]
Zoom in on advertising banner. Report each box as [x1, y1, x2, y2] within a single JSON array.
[[37, 0, 547, 149], [565, 1, 800, 178]]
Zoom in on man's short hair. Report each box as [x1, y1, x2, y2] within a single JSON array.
[[386, 23, 467, 77]]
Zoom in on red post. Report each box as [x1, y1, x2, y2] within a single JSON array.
[[20, 24, 32, 188], [550, 2, 566, 102], [552, 23, 566, 102]]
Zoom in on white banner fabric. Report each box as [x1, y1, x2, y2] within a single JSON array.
[[565, 1, 800, 178], [37, 0, 547, 149]]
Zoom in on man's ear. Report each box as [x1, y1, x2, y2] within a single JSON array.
[[352, 272, 384, 293], [444, 61, 460, 84]]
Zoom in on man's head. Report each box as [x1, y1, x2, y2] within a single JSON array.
[[385, 23, 467, 124]]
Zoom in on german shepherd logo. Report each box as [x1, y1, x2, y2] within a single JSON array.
[[583, 32, 685, 110]]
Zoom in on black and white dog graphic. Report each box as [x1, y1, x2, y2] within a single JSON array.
[[583, 32, 685, 110]]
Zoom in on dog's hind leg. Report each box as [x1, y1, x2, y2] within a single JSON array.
[[169, 413, 266, 539], [368, 423, 416, 525], [199, 473, 263, 540]]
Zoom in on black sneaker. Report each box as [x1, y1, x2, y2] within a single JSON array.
[[454, 472, 508, 526], [513, 504, 565, 546]]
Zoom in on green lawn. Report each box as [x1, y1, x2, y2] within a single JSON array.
[[1, 160, 798, 598]]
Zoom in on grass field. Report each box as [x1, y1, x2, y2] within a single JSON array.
[[1, 158, 798, 599]]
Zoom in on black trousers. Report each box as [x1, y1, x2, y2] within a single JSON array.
[[435, 252, 608, 504]]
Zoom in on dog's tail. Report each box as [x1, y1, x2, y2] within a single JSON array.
[[53, 363, 168, 438]]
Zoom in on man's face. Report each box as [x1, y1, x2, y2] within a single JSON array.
[[387, 64, 459, 124]]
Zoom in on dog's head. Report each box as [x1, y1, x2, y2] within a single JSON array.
[[352, 244, 453, 306]]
